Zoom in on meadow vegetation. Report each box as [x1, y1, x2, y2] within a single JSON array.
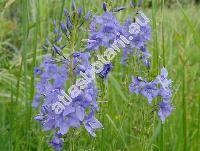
[[0, 0, 199, 150]]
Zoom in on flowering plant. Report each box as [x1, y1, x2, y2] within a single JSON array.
[[33, 1, 173, 150]]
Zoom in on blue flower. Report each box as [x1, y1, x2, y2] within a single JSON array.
[[129, 76, 147, 95], [34, 67, 42, 75], [156, 68, 172, 90], [140, 82, 159, 104], [51, 135, 64, 151], [158, 102, 173, 123], [129, 68, 173, 122], [121, 12, 151, 66], [87, 12, 122, 51], [84, 110, 103, 137], [99, 63, 113, 79], [129, 77, 159, 103], [33, 54, 102, 150], [73, 52, 91, 74]]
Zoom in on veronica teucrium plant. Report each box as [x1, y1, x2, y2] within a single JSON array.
[[33, 3, 102, 150], [32, 1, 173, 150]]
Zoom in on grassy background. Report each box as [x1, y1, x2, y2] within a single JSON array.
[[0, 0, 200, 150]]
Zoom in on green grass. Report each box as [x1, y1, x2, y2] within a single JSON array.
[[0, 0, 200, 151]]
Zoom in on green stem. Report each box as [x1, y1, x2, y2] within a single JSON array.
[[59, 0, 66, 31], [152, 0, 159, 75], [22, 0, 29, 149], [182, 64, 187, 151], [160, 0, 165, 151], [161, 0, 165, 67]]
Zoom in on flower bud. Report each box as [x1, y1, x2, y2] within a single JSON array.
[[78, 7, 83, 17], [71, 0, 76, 11], [130, 1, 136, 8], [138, 0, 143, 7], [102, 2, 107, 12], [64, 9, 68, 17], [67, 16, 73, 30], [60, 22, 67, 33], [85, 11, 91, 21]]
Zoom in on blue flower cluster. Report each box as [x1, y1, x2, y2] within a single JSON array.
[[99, 63, 113, 79], [42, 5, 91, 59], [87, 8, 152, 79], [34, 55, 102, 150], [33, 4, 103, 150], [86, 11, 123, 78], [86, 3, 173, 123], [33, 1, 174, 150], [129, 68, 173, 123], [87, 12, 122, 51], [121, 12, 151, 66]]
